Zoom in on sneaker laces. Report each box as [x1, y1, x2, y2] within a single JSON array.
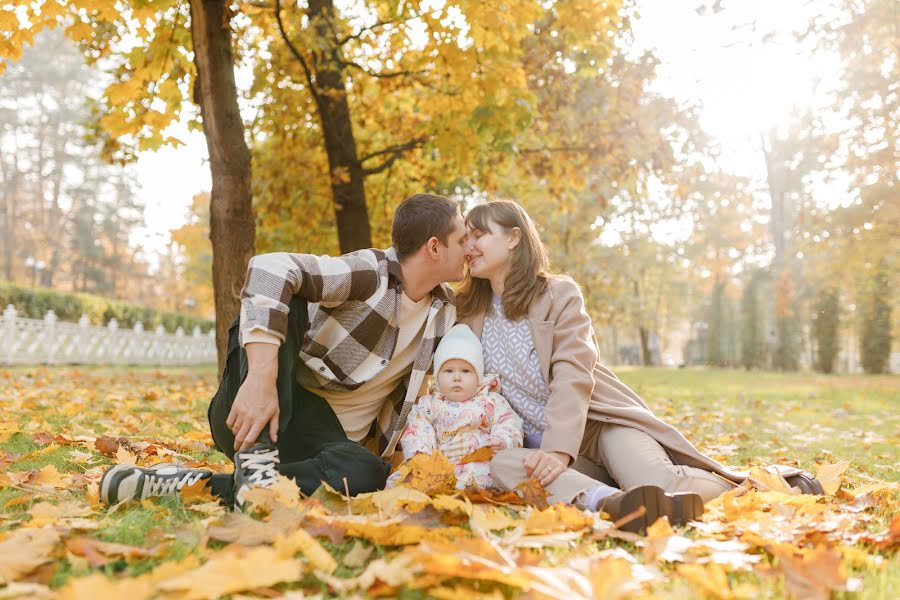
[[240, 449, 280, 487], [141, 470, 207, 499]]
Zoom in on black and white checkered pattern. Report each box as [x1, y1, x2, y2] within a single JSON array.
[[240, 247, 455, 456]]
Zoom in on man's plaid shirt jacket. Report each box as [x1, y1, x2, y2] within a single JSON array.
[[239, 247, 456, 457]]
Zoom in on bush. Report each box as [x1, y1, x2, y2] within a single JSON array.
[[0, 281, 214, 334]]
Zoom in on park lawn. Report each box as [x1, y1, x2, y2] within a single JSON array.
[[0, 365, 896, 598]]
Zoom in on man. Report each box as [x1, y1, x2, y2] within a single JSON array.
[[100, 194, 467, 509]]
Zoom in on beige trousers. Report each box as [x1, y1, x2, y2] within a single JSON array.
[[491, 422, 735, 504]]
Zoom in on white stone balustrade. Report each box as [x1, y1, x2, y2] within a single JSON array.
[[1, 304, 216, 366]]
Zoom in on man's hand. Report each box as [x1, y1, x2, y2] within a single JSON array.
[[523, 449, 569, 486], [226, 342, 280, 451]]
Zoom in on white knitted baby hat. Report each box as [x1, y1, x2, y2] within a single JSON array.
[[433, 324, 485, 382]]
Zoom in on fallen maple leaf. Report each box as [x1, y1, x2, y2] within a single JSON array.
[[515, 478, 550, 509], [462, 486, 526, 505], [341, 541, 374, 568], [64, 537, 163, 568], [676, 563, 748, 599], [55, 573, 154, 600], [156, 545, 303, 600], [56, 556, 201, 600], [179, 479, 216, 504], [394, 452, 457, 496], [28, 501, 92, 527], [459, 446, 495, 465], [364, 486, 432, 516], [523, 504, 594, 535], [115, 445, 137, 466], [93, 436, 121, 456], [275, 527, 338, 572], [748, 466, 796, 494], [0, 527, 60, 583], [31, 465, 67, 488], [587, 557, 636, 600], [815, 459, 850, 495], [469, 504, 518, 532], [240, 474, 303, 511], [770, 543, 855, 600], [0, 582, 54, 599], [207, 505, 305, 546], [859, 513, 900, 551]]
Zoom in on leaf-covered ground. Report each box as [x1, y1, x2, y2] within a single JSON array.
[[0, 366, 896, 599]]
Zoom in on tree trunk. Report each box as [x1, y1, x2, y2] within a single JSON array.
[[1, 167, 18, 282], [638, 326, 652, 366], [189, 0, 255, 373], [306, 0, 371, 252]]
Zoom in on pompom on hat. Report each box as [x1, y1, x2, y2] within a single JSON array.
[[432, 324, 485, 383]]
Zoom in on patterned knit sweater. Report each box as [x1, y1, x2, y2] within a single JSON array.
[[482, 297, 550, 446]]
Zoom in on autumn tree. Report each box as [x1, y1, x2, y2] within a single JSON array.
[[0, 29, 151, 297], [860, 261, 892, 374], [170, 193, 215, 318], [740, 270, 764, 370], [811, 285, 840, 374], [1, 1, 253, 369]]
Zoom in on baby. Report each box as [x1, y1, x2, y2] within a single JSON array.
[[391, 324, 523, 489]]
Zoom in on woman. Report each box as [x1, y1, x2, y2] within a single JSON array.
[[456, 200, 743, 531]]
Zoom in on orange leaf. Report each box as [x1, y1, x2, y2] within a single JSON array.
[[459, 446, 495, 465], [394, 452, 457, 496], [514, 478, 550, 509]]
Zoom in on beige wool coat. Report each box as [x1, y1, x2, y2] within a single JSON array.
[[458, 276, 746, 484]]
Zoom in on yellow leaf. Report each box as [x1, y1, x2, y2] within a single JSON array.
[[815, 460, 850, 495], [676, 563, 737, 599], [115, 445, 137, 465], [0, 527, 60, 584], [27, 501, 92, 527], [156, 545, 303, 600], [0, 10, 20, 31], [523, 504, 594, 535], [469, 504, 517, 531], [39, 0, 68, 21], [588, 557, 635, 600], [748, 466, 795, 494], [56, 573, 154, 600], [275, 528, 337, 573], [393, 452, 457, 496], [64, 19, 93, 43], [366, 486, 431, 515], [459, 446, 495, 464], [33, 464, 67, 487]]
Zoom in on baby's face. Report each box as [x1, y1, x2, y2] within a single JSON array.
[[436, 359, 480, 402]]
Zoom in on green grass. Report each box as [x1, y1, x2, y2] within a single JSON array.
[[1, 366, 896, 597], [617, 367, 899, 482]]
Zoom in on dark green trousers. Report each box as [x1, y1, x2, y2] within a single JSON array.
[[207, 298, 391, 499]]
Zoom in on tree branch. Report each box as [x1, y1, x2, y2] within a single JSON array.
[[361, 137, 427, 175], [517, 145, 598, 154], [337, 18, 411, 46], [340, 59, 428, 79], [274, 0, 321, 107]]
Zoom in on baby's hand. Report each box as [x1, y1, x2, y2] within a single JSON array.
[[488, 436, 507, 450]]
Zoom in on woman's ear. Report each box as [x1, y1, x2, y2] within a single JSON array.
[[508, 227, 522, 251]]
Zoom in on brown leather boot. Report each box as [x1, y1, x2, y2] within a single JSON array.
[[598, 485, 704, 533]]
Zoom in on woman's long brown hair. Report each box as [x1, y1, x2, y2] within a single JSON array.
[[456, 200, 552, 321]]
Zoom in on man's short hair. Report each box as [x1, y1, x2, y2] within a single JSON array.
[[392, 194, 460, 260]]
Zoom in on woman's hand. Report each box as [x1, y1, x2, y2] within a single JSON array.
[[523, 450, 569, 486]]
